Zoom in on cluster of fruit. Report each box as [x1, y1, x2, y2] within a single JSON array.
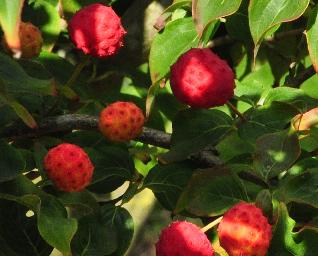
[[156, 202, 272, 256], [8, 3, 271, 255]]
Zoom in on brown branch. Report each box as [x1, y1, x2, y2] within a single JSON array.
[[1, 114, 222, 167], [1, 114, 171, 148], [285, 65, 316, 87]]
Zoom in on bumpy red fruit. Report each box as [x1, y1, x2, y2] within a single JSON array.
[[156, 221, 214, 256], [68, 3, 126, 57], [99, 101, 145, 142], [2, 21, 43, 58], [44, 143, 94, 192], [218, 202, 272, 256], [170, 48, 234, 108]]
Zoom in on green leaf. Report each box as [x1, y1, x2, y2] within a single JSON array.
[[238, 120, 276, 144], [101, 205, 134, 256], [86, 147, 135, 194], [255, 189, 273, 219], [294, 220, 318, 255], [301, 71, 318, 99], [268, 202, 305, 255], [0, 0, 24, 52], [275, 170, 318, 209], [154, 0, 191, 30], [216, 131, 254, 162], [0, 52, 56, 96], [0, 77, 38, 128], [37, 195, 78, 254], [245, 101, 300, 131], [143, 163, 194, 211], [160, 108, 233, 163], [264, 87, 318, 112], [149, 17, 199, 82], [192, 0, 242, 36], [253, 130, 300, 181], [0, 199, 53, 256], [72, 205, 133, 256], [0, 140, 25, 182], [37, 51, 76, 85], [57, 190, 99, 218], [248, 0, 309, 58], [288, 157, 318, 175], [306, 5, 318, 72], [225, 1, 252, 46], [235, 62, 274, 106], [176, 168, 248, 216], [0, 175, 77, 254]]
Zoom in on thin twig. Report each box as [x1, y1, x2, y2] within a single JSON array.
[[226, 101, 247, 122], [285, 65, 316, 87], [64, 55, 90, 87], [201, 216, 223, 233]]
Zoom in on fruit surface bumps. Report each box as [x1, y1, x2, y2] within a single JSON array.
[[68, 3, 126, 57], [170, 48, 234, 108], [3, 21, 43, 58], [44, 143, 94, 192], [156, 221, 214, 256], [218, 202, 272, 256], [99, 101, 145, 142]]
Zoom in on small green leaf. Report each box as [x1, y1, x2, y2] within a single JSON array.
[[253, 130, 301, 180], [248, 0, 309, 58], [245, 101, 300, 131], [264, 87, 318, 112], [0, 199, 53, 256], [57, 190, 99, 218], [275, 170, 318, 209], [0, 52, 56, 96], [306, 5, 318, 72], [160, 108, 233, 163], [143, 163, 193, 211], [255, 189, 273, 219], [0, 140, 25, 182], [86, 147, 135, 194], [294, 220, 318, 255], [71, 205, 133, 256], [192, 0, 242, 36], [238, 120, 276, 145], [101, 205, 134, 256], [37, 195, 78, 254], [149, 17, 199, 83], [235, 62, 274, 106], [176, 168, 248, 216], [269, 202, 305, 255], [154, 0, 191, 30], [216, 131, 254, 162]]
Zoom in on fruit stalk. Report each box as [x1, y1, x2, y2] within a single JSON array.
[[226, 101, 246, 122], [201, 216, 223, 233]]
